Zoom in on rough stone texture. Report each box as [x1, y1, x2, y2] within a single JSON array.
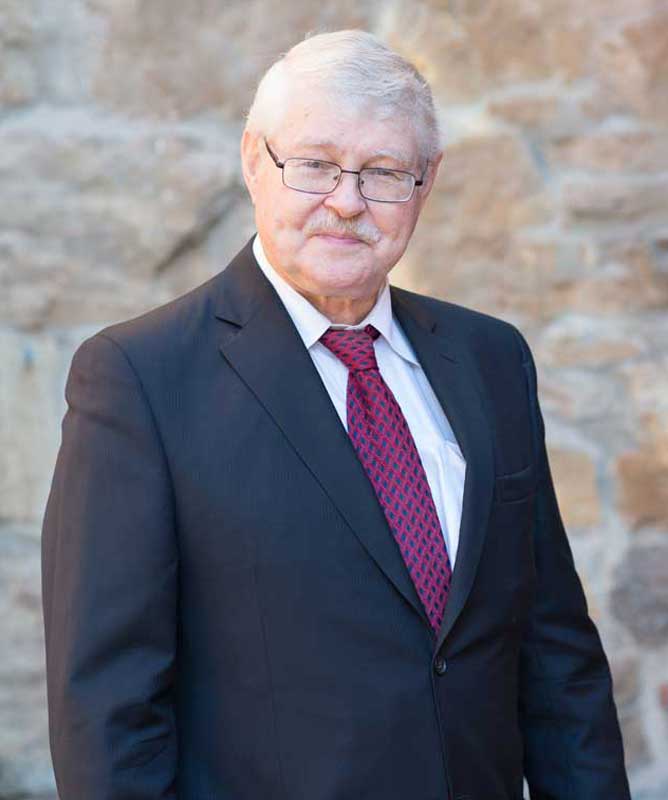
[[562, 176, 668, 226], [0, 326, 100, 526], [0, 0, 41, 108], [0, 116, 245, 330], [2, 0, 668, 797], [0, 525, 54, 798], [549, 127, 668, 173], [88, 0, 378, 119], [611, 545, 668, 647], [536, 315, 645, 368], [615, 358, 668, 531], [547, 447, 601, 529], [595, 12, 668, 123], [616, 443, 668, 531]]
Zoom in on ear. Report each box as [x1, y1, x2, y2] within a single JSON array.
[[416, 150, 443, 210], [240, 128, 262, 206]]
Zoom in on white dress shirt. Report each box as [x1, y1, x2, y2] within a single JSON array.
[[252, 234, 466, 567]]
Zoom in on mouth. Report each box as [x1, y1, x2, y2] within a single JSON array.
[[313, 233, 366, 246]]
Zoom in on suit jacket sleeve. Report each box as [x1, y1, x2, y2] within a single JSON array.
[[512, 328, 630, 800], [41, 332, 178, 799]]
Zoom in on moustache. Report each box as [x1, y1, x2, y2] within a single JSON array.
[[304, 218, 382, 245]]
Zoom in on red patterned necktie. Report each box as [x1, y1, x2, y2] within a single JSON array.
[[320, 323, 452, 634]]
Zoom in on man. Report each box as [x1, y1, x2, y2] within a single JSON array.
[[42, 29, 630, 800]]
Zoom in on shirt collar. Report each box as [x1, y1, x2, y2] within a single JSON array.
[[252, 234, 419, 365]]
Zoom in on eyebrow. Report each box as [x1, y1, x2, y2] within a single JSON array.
[[292, 138, 414, 169]]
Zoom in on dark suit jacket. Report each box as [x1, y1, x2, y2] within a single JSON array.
[[42, 236, 630, 800]]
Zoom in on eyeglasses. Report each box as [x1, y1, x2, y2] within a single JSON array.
[[264, 138, 425, 203]]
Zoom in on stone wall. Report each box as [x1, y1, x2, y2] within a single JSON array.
[[1, 1, 667, 797]]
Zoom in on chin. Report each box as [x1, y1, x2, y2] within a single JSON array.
[[311, 270, 379, 297]]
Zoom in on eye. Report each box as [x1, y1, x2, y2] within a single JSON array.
[[367, 168, 403, 180], [304, 160, 328, 169]]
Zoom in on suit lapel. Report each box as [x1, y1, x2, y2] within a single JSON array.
[[390, 290, 495, 650], [214, 239, 495, 649]]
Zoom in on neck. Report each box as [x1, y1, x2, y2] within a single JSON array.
[[297, 289, 379, 325]]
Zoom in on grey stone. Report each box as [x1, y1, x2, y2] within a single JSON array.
[[0, 525, 55, 798], [0, 116, 245, 329], [611, 545, 668, 647]]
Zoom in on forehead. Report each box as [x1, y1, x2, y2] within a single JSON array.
[[277, 93, 419, 166]]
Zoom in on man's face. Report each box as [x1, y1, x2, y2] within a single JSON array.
[[241, 92, 442, 301]]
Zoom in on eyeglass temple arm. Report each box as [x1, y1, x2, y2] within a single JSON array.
[[415, 160, 431, 186], [264, 138, 284, 168]]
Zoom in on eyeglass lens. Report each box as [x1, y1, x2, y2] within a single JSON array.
[[283, 158, 415, 202]]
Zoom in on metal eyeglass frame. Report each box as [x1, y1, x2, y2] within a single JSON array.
[[263, 138, 426, 203]]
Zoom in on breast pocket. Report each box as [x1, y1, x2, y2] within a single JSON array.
[[494, 463, 537, 503]]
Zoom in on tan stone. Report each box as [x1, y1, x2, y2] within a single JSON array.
[[390, 132, 550, 318], [88, 0, 376, 119], [430, 0, 594, 83], [544, 269, 668, 317], [616, 443, 668, 531], [562, 176, 668, 225], [0, 123, 244, 329], [505, 234, 668, 319], [381, 5, 484, 102], [616, 359, 668, 530], [460, 0, 554, 85], [549, 128, 668, 173], [537, 317, 643, 367], [539, 369, 623, 423], [487, 92, 561, 130], [595, 12, 668, 122], [547, 447, 601, 528], [382, 0, 593, 107], [424, 132, 548, 241], [545, 17, 593, 81]]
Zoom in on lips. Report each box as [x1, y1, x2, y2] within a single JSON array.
[[314, 232, 364, 244]]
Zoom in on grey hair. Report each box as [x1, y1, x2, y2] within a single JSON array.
[[244, 30, 442, 164]]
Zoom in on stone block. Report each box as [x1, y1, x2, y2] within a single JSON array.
[[610, 653, 641, 708], [536, 315, 643, 368], [549, 128, 668, 173], [0, 524, 55, 798], [615, 359, 668, 530], [540, 368, 624, 424], [487, 91, 562, 131], [0, 327, 96, 523], [619, 710, 652, 772], [611, 544, 668, 646], [547, 446, 601, 529], [0, 0, 41, 107], [87, 0, 376, 119], [0, 119, 245, 329], [595, 12, 668, 123], [562, 176, 668, 226], [616, 442, 668, 531]]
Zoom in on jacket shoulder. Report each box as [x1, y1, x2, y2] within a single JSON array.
[[391, 285, 529, 364], [95, 270, 223, 354]]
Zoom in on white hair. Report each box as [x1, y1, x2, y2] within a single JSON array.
[[244, 30, 442, 164]]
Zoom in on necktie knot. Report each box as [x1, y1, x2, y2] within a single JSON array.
[[320, 324, 380, 372]]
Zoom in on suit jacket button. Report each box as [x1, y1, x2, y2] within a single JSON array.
[[433, 656, 447, 675]]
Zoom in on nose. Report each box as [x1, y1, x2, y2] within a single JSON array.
[[323, 171, 367, 218]]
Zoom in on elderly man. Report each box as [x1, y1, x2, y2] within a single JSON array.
[[42, 30, 630, 800]]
